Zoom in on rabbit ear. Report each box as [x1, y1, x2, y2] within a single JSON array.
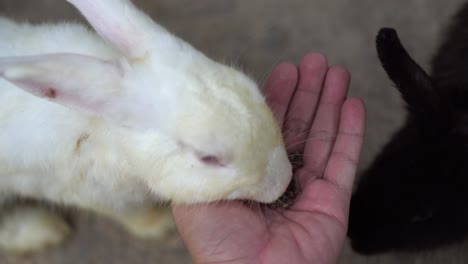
[[376, 28, 441, 115], [0, 53, 123, 115], [66, 0, 163, 59]]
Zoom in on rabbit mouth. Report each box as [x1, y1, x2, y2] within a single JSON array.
[[264, 152, 303, 209], [265, 177, 299, 209]]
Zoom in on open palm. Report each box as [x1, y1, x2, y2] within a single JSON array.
[[173, 53, 365, 264]]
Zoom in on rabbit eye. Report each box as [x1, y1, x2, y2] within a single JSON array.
[[200, 155, 224, 167]]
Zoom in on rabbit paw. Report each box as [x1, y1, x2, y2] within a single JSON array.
[[0, 206, 70, 254], [115, 206, 175, 239]]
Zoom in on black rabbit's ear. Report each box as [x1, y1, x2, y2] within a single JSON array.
[[377, 28, 441, 115]]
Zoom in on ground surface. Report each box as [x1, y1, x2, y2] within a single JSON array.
[[0, 0, 467, 263]]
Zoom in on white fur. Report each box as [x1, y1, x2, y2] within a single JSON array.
[[0, 206, 71, 253], [0, 0, 292, 251]]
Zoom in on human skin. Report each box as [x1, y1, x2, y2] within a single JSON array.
[[172, 53, 366, 264]]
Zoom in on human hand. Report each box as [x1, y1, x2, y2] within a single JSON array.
[[172, 53, 366, 264]]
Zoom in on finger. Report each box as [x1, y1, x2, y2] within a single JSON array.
[[263, 62, 299, 126], [283, 53, 328, 153], [298, 66, 351, 185], [323, 97, 365, 199]]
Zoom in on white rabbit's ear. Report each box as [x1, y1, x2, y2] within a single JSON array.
[[0, 54, 123, 115], [67, 0, 162, 59]]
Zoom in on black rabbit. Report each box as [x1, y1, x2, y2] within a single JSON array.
[[348, 3, 468, 255]]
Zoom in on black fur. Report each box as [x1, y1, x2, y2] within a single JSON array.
[[348, 3, 468, 255]]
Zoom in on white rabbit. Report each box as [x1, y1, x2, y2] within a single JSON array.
[[0, 0, 292, 253]]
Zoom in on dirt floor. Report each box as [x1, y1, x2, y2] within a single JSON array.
[[0, 0, 467, 263]]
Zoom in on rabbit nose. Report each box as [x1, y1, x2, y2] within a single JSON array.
[[224, 146, 292, 203], [258, 146, 293, 203]]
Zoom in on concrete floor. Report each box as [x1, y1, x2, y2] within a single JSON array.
[[0, 0, 467, 263]]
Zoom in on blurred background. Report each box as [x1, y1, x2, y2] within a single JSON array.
[[0, 0, 467, 263]]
